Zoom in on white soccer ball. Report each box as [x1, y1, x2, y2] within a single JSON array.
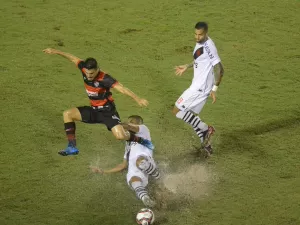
[[136, 208, 155, 225]]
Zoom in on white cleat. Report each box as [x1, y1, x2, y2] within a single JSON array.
[[142, 195, 156, 208]]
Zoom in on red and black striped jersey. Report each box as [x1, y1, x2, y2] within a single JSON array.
[[77, 61, 118, 107]]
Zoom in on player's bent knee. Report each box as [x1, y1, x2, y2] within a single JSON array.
[[136, 156, 147, 167], [112, 131, 126, 140], [172, 106, 180, 115], [129, 176, 142, 185], [63, 109, 72, 119]]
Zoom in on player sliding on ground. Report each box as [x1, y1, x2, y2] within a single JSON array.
[[43, 48, 154, 156], [90, 115, 160, 208], [173, 22, 224, 156]]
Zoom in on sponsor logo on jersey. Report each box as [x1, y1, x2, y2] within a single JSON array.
[[86, 90, 98, 96], [204, 42, 214, 60]]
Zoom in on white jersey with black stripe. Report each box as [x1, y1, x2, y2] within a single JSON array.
[[123, 125, 152, 163], [190, 37, 221, 93], [124, 125, 153, 186]]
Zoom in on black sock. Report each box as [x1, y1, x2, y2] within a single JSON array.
[[64, 122, 76, 147]]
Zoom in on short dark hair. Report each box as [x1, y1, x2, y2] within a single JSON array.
[[195, 22, 208, 31], [128, 115, 143, 124], [84, 58, 98, 69]]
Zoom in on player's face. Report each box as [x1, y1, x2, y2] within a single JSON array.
[[195, 28, 207, 43], [85, 68, 99, 80]]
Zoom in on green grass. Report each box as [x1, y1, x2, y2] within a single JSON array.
[[1, 0, 300, 224]]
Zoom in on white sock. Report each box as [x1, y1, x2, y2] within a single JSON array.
[[131, 181, 149, 200], [176, 110, 208, 139]]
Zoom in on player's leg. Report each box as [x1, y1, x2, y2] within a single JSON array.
[[136, 156, 160, 180], [191, 103, 215, 156], [105, 110, 154, 150], [63, 108, 82, 146], [111, 125, 154, 150], [59, 106, 90, 156], [173, 90, 215, 148], [129, 176, 155, 207]]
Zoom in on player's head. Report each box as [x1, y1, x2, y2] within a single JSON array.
[[128, 115, 143, 125], [84, 58, 99, 80], [194, 22, 208, 43]]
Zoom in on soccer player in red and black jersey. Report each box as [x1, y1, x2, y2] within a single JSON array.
[[43, 48, 154, 156]]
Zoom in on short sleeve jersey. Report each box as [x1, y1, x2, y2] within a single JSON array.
[[123, 125, 152, 162], [190, 37, 221, 93], [77, 61, 118, 106]]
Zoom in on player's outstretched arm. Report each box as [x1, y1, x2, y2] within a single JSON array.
[[174, 62, 193, 76], [43, 48, 82, 65], [90, 160, 128, 174], [113, 83, 149, 107]]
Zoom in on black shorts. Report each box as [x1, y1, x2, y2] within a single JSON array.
[[77, 105, 121, 130]]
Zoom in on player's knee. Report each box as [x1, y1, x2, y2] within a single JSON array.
[[63, 109, 73, 119], [114, 132, 126, 140], [136, 156, 147, 167], [172, 106, 180, 115], [136, 156, 149, 170], [129, 176, 142, 185]]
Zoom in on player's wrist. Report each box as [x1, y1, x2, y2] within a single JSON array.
[[212, 85, 218, 92]]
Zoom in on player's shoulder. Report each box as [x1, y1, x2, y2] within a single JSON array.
[[206, 37, 215, 45], [137, 124, 150, 134]]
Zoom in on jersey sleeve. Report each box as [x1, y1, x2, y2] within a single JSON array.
[[77, 60, 85, 70], [207, 41, 221, 66], [136, 125, 151, 141], [102, 74, 118, 88]]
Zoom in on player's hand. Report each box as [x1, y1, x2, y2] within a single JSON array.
[[43, 48, 58, 54], [90, 166, 104, 174], [175, 65, 188, 76], [210, 91, 216, 104], [137, 98, 149, 107]]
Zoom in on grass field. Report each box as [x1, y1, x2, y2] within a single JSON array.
[[1, 0, 300, 224]]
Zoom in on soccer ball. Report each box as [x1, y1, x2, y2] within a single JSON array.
[[136, 208, 155, 225]]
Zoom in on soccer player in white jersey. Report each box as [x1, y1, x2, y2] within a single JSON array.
[[173, 22, 224, 156], [90, 115, 160, 208]]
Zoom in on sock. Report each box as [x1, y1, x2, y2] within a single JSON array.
[[138, 158, 161, 179], [176, 110, 208, 140], [194, 127, 205, 143], [131, 181, 149, 200], [64, 122, 76, 147]]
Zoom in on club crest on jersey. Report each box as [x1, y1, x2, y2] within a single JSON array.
[[94, 81, 99, 87], [193, 47, 204, 59]]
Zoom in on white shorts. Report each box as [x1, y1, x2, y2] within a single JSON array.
[[175, 88, 210, 114], [126, 154, 151, 188]]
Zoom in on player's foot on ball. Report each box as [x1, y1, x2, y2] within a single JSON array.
[[203, 144, 213, 158], [142, 195, 156, 208], [202, 126, 215, 147], [140, 138, 155, 150], [58, 146, 79, 156]]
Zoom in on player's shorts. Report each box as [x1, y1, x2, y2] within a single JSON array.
[[126, 154, 156, 188], [175, 88, 210, 114], [77, 103, 121, 130]]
